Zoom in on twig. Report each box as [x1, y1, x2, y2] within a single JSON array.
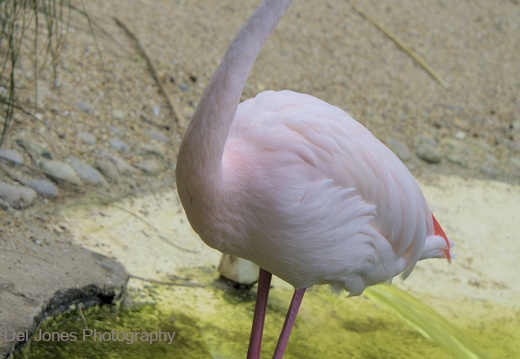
[[351, 2, 449, 88], [108, 203, 200, 254], [129, 274, 206, 288], [78, 304, 89, 329], [113, 17, 187, 130]]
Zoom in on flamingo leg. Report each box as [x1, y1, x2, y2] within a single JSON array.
[[273, 287, 307, 359], [247, 268, 273, 359]]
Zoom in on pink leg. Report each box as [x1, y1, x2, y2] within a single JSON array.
[[273, 288, 306, 359], [247, 268, 272, 359]]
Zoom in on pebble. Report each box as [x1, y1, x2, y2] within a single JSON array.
[[95, 158, 120, 183], [77, 101, 95, 114], [112, 109, 125, 121], [0, 148, 24, 164], [385, 136, 412, 161], [108, 126, 123, 136], [480, 165, 498, 178], [109, 138, 130, 152], [0, 181, 37, 209], [39, 159, 82, 185], [22, 179, 59, 198], [415, 137, 442, 164], [77, 131, 97, 145], [147, 129, 170, 144], [107, 154, 135, 174], [69, 157, 108, 187], [15, 138, 52, 159], [454, 131, 466, 140], [509, 157, 520, 171], [135, 160, 162, 175], [142, 142, 165, 157], [441, 138, 498, 169]]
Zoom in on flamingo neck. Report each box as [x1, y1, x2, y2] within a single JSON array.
[[177, 0, 293, 179]]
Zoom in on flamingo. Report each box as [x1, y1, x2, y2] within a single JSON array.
[[176, 0, 452, 358]]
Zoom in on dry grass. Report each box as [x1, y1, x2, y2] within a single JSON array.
[[0, 0, 73, 147]]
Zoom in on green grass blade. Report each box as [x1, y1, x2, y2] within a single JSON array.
[[365, 285, 488, 359]]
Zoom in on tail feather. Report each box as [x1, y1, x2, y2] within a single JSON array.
[[432, 214, 451, 263]]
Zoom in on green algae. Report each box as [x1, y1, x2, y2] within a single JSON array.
[[15, 270, 519, 359]]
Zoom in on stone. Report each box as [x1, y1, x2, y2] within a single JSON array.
[[77, 131, 97, 145], [109, 138, 130, 153], [69, 157, 108, 187], [147, 129, 170, 144], [135, 160, 162, 175], [218, 254, 259, 287], [416, 142, 442, 164], [39, 159, 82, 185], [77, 101, 95, 114], [142, 142, 165, 157], [0, 224, 128, 358], [107, 155, 135, 174], [95, 158, 120, 183], [385, 136, 412, 161], [0, 148, 24, 164], [112, 109, 125, 121], [15, 138, 52, 159], [23, 179, 59, 198], [0, 181, 37, 209]]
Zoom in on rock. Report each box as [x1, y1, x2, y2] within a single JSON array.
[[510, 157, 520, 172], [109, 138, 130, 153], [0, 148, 24, 164], [416, 140, 442, 164], [135, 160, 162, 175], [107, 154, 135, 174], [454, 131, 466, 140], [77, 131, 97, 145], [152, 105, 161, 117], [0, 181, 37, 208], [39, 159, 82, 185], [15, 138, 52, 159], [441, 138, 498, 169], [77, 101, 95, 114], [480, 165, 498, 178], [178, 83, 189, 92], [385, 136, 412, 161], [218, 254, 259, 287], [147, 129, 170, 144], [108, 126, 123, 136], [69, 157, 108, 187], [0, 225, 128, 358], [142, 142, 165, 157], [95, 158, 120, 183], [112, 109, 125, 121], [22, 178, 59, 198]]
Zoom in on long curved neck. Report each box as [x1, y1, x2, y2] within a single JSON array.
[[178, 0, 293, 177]]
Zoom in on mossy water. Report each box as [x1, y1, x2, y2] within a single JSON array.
[[15, 268, 519, 359]]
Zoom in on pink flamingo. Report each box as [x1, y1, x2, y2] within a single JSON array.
[[176, 0, 452, 358]]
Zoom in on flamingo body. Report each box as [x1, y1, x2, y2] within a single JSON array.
[[180, 89, 448, 295], [175, 0, 451, 356]]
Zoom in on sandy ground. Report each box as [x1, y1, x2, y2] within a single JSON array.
[[1, 0, 519, 356], [58, 175, 520, 309]]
